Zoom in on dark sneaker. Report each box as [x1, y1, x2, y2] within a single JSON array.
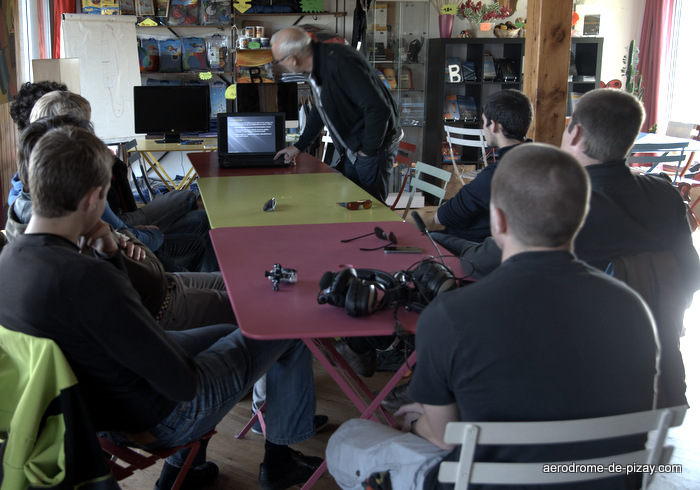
[[380, 382, 413, 413], [252, 413, 329, 436], [154, 461, 219, 490], [334, 340, 377, 377], [259, 448, 323, 490], [376, 347, 411, 372]]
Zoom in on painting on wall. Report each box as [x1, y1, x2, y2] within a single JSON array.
[[0, 0, 18, 105]]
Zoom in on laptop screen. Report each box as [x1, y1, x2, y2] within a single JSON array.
[[217, 112, 285, 160]]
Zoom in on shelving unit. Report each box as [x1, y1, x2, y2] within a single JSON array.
[[423, 36, 603, 168], [365, 0, 429, 161], [136, 9, 347, 84]]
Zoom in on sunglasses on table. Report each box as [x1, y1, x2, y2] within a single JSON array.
[[337, 199, 373, 210], [341, 226, 398, 251]]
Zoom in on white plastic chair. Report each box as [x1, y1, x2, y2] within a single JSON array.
[[320, 127, 334, 162], [444, 125, 489, 185], [438, 405, 687, 490], [401, 161, 452, 220]]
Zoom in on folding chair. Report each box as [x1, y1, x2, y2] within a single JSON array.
[[401, 161, 452, 220], [444, 125, 490, 185], [389, 141, 417, 210], [627, 142, 689, 183], [98, 430, 216, 490], [438, 405, 687, 490], [320, 127, 334, 163]]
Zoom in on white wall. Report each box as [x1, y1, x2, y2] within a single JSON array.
[[572, 0, 644, 84]]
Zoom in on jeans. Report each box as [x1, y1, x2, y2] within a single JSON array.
[[343, 143, 397, 204], [159, 272, 235, 331], [118, 190, 199, 232], [106, 327, 316, 468], [156, 234, 206, 273]]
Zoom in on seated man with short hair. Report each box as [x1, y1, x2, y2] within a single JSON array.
[[327, 143, 659, 490], [0, 126, 321, 490], [432, 89, 533, 244]]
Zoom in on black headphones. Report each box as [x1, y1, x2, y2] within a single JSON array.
[[317, 260, 458, 317]]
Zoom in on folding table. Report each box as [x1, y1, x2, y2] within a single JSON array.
[[210, 221, 463, 488], [197, 173, 401, 228]]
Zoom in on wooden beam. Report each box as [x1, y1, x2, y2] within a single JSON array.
[[523, 0, 574, 146]]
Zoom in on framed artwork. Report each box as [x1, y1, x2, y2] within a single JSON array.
[[120, 0, 136, 14], [156, 0, 170, 16], [136, 0, 155, 16]]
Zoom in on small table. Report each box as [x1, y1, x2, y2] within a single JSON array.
[[198, 173, 401, 228], [187, 151, 336, 178], [132, 137, 217, 192], [210, 221, 463, 488]]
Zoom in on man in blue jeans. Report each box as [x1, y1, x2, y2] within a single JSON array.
[[272, 26, 402, 203], [0, 125, 321, 490]]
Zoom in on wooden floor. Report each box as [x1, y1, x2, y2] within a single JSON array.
[[119, 224, 700, 490]]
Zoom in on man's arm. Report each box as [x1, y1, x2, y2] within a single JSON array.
[[397, 402, 460, 450], [436, 168, 495, 230]]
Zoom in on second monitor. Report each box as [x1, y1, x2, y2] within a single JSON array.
[[230, 83, 299, 128]]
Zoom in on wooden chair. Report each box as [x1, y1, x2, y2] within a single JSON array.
[[444, 125, 489, 185], [401, 161, 452, 220], [98, 430, 216, 490], [627, 142, 689, 183], [389, 141, 417, 210], [438, 405, 687, 490]]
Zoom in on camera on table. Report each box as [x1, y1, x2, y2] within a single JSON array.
[[265, 263, 297, 291]]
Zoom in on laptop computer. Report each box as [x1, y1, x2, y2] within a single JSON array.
[[217, 112, 289, 168]]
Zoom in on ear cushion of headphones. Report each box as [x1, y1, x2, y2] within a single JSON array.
[[346, 279, 380, 317], [413, 261, 456, 301], [356, 269, 397, 290], [317, 268, 358, 306]]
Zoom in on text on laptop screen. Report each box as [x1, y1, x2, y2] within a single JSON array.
[[226, 114, 278, 154]]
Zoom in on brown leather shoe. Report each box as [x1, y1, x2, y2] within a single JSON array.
[[381, 381, 413, 412], [334, 341, 377, 377]]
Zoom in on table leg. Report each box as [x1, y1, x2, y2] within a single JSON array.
[[141, 151, 178, 191]]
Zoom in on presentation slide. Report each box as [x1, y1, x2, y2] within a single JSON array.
[[227, 116, 276, 153]]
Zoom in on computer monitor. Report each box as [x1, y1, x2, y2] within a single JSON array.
[[133, 85, 210, 143], [229, 83, 299, 128]]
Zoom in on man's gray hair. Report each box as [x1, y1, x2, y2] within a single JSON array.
[[270, 26, 312, 58]]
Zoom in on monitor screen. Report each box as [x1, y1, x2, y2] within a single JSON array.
[[229, 83, 299, 124], [133, 85, 210, 143], [217, 112, 285, 158]]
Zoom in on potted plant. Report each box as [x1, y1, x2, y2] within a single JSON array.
[[457, 1, 513, 35]]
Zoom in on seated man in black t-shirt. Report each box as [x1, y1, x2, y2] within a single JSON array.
[[326, 143, 659, 490]]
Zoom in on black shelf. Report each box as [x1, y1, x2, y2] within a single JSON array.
[[423, 37, 603, 168]]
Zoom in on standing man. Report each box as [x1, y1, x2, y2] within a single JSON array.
[[432, 89, 532, 243], [326, 144, 659, 490], [272, 26, 402, 203]]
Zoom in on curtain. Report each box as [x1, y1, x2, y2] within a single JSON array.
[[638, 0, 676, 131], [52, 0, 75, 58]]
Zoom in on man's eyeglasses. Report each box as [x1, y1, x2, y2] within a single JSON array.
[[273, 53, 293, 64], [337, 199, 372, 210], [341, 226, 397, 251]]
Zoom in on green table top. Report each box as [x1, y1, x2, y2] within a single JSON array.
[[198, 173, 401, 228]]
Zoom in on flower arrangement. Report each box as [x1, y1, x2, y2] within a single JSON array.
[[457, 1, 512, 24]]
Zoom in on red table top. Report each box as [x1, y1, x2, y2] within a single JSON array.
[[210, 221, 465, 340], [188, 151, 337, 178]]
